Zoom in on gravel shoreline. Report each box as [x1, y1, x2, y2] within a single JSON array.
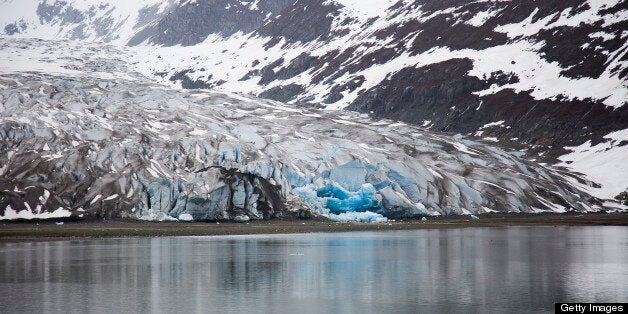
[[1, 212, 627, 242]]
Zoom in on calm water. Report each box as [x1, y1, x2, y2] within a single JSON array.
[[0, 227, 626, 313]]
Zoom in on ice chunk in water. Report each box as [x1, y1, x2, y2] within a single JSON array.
[[326, 211, 387, 223], [178, 213, 193, 221], [234, 215, 250, 222]]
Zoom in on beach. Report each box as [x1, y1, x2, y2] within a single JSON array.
[[1, 212, 627, 241]]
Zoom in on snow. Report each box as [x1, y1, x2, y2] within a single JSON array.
[[496, 8, 548, 38], [0, 0, 624, 112], [471, 180, 515, 195], [0, 205, 72, 220], [480, 121, 505, 129], [104, 194, 119, 201], [140, 210, 179, 222], [0, 39, 138, 81], [327, 0, 397, 21], [468, 42, 628, 109], [39, 190, 50, 205], [190, 128, 208, 136], [0, 0, 173, 44], [90, 194, 102, 205], [452, 142, 479, 156], [495, 0, 623, 39], [466, 8, 502, 27], [590, 31, 617, 41], [427, 168, 443, 179], [114, 0, 627, 111], [558, 129, 628, 199]]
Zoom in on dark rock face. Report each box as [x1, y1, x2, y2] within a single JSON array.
[[244, 0, 626, 161], [349, 59, 485, 125], [616, 191, 628, 206], [258, 84, 305, 102], [478, 91, 628, 155], [256, 0, 343, 43], [33, 1, 120, 42], [258, 53, 320, 84], [536, 21, 627, 79], [129, 0, 294, 46], [3, 20, 27, 35], [169, 69, 214, 89], [348, 58, 628, 159]]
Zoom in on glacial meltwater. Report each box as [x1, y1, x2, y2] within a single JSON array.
[[1, 227, 627, 313]]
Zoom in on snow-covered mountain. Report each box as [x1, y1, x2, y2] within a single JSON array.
[[0, 0, 626, 220]]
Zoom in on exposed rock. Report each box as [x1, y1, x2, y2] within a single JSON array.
[[259, 84, 305, 102], [129, 0, 294, 46]]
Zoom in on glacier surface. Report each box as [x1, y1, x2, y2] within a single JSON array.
[[0, 38, 605, 221]]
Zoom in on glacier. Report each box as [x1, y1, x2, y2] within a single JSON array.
[[0, 38, 605, 222], [0, 0, 626, 205]]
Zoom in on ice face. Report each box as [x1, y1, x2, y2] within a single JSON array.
[[328, 160, 367, 191], [293, 181, 382, 220], [318, 183, 380, 214], [0, 38, 601, 222]]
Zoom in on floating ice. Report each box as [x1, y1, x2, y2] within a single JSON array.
[[234, 215, 250, 223], [178, 213, 194, 221], [326, 211, 388, 223]]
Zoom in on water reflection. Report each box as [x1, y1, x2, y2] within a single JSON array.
[[0, 227, 626, 313]]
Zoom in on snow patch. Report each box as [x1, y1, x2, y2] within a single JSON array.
[[558, 129, 628, 199], [1, 205, 72, 220]]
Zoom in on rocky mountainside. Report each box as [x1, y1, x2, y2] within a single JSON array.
[[140, 0, 626, 159]]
